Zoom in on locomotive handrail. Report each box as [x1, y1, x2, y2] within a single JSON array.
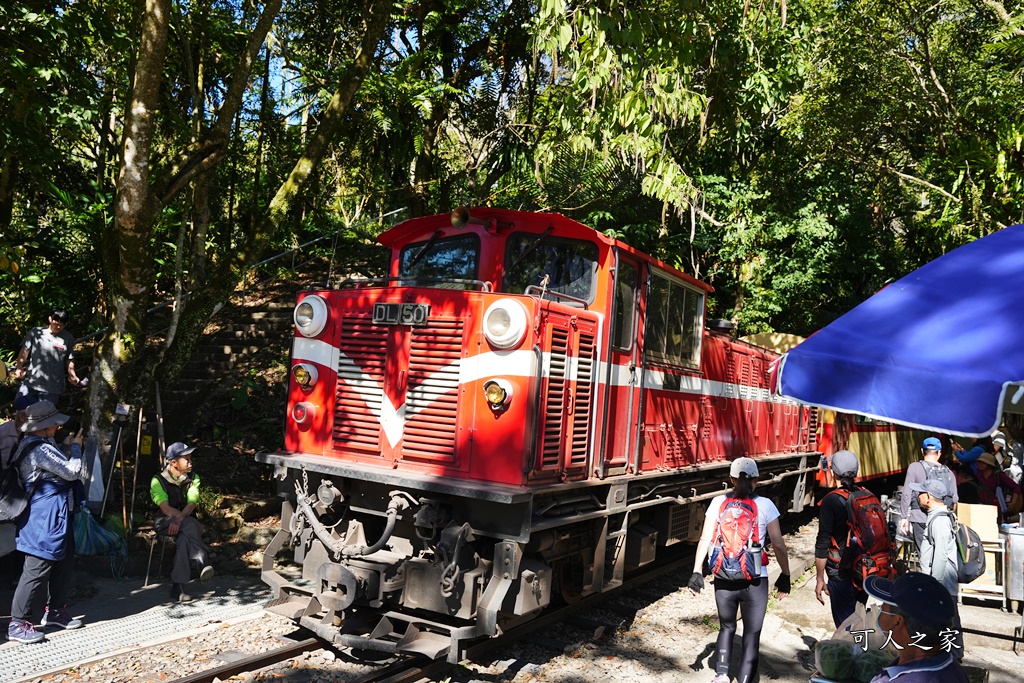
[[524, 285, 589, 309], [251, 207, 406, 272], [668, 463, 822, 506], [338, 276, 493, 291]]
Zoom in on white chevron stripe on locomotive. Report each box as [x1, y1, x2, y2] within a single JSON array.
[[292, 338, 796, 448]]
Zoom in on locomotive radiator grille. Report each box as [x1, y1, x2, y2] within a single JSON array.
[[402, 319, 464, 461], [334, 317, 388, 453], [540, 328, 570, 470], [569, 332, 597, 468]]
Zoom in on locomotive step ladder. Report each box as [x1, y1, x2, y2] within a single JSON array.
[[591, 512, 630, 592]]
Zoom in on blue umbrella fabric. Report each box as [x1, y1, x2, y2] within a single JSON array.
[[776, 223, 1024, 437]]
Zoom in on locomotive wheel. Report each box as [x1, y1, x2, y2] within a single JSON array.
[[555, 554, 587, 605]]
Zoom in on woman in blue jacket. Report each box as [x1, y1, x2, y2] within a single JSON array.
[[8, 400, 85, 644]]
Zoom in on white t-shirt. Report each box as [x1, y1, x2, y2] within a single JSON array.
[[705, 493, 781, 578]]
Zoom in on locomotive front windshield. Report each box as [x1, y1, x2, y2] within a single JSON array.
[[503, 233, 599, 303], [398, 233, 480, 285]]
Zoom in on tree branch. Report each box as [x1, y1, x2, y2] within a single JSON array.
[[879, 164, 960, 202], [155, 0, 282, 205], [980, 0, 1024, 36], [224, 0, 393, 278]]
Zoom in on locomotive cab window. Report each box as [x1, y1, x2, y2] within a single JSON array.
[[645, 271, 703, 368], [399, 233, 480, 287], [503, 232, 599, 304]]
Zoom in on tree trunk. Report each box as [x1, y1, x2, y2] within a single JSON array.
[[90, 0, 172, 436], [88, 0, 281, 436], [156, 0, 392, 389]]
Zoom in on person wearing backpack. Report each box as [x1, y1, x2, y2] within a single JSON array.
[[913, 477, 964, 658], [688, 457, 792, 683], [899, 437, 958, 553], [7, 400, 86, 644], [814, 449, 879, 627]]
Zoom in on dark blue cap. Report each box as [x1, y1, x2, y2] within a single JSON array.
[[864, 572, 954, 627], [13, 393, 40, 411]]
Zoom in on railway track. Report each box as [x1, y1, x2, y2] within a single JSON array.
[[169, 549, 696, 683]]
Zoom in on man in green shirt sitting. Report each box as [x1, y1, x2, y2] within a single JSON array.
[[150, 442, 214, 602]]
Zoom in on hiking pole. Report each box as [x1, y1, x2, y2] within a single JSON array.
[[155, 381, 165, 459], [100, 413, 127, 520], [131, 409, 145, 528], [128, 402, 144, 534], [119, 424, 128, 533]]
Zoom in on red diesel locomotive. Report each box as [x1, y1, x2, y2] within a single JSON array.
[[258, 208, 819, 661]]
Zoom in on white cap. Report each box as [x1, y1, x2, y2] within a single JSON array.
[[730, 457, 759, 478], [830, 449, 860, 477]]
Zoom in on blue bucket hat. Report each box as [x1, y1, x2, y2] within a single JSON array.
[[909, 478, 950, 502]]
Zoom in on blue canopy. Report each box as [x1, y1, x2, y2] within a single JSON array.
[[777, 223, 1024, 437]]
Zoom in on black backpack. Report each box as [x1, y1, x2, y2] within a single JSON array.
[[0, 436, 42, 524], [926, 510, 986, 584], [920, 461, 957, 508]]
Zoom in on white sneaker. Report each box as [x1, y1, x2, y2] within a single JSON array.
[[711, 675, 730, 683]]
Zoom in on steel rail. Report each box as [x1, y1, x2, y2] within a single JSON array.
[[168, 549, 696, 683], [356, 548, 698, 683], [167, 637, 323, 683]]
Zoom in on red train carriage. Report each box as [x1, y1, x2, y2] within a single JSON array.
[[258, 208, 819, 662]]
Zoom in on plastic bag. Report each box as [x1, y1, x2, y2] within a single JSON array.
[[833, 602, 896, 655], [73, 506, 127, 558], [84, 437, 105, 508], [833, 602, 868, 647]]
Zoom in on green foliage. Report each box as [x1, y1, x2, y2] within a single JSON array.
[[3, 0, 1024, 411], [0, 1, 129, 351]]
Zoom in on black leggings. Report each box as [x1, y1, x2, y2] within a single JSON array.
[[714, 577, 769, 683]]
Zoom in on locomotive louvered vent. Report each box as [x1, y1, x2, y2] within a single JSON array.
[[569, 332, 597, 468], [334, 318, 388, 452], [669, 505, 692, 543], [541, 328, 570, 470], [402, 319, 464, 461]]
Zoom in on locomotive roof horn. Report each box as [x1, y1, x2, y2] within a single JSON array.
[[451, 206, 512, 234]]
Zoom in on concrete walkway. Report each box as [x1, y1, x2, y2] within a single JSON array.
[[0, 571, 269, 683]]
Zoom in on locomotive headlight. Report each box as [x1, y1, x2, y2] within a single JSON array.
[[294, 295, 328, 337], [292, 401, 316, 425], [483, 299, 527, 349], [483, 379, 514, 408], [292, 363, 318, 390]]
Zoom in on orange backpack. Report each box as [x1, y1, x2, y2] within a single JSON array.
[[709, 496, 762, 581], [827, 487, 895, 590]]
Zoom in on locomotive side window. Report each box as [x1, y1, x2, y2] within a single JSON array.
[[503, 233, 599, 303], [612, 260, 638, 350], [645, 271, 703, 367], [399, 234, 479, 286]]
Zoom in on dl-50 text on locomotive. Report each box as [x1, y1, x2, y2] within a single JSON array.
[[258, 208, 819, 662]]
